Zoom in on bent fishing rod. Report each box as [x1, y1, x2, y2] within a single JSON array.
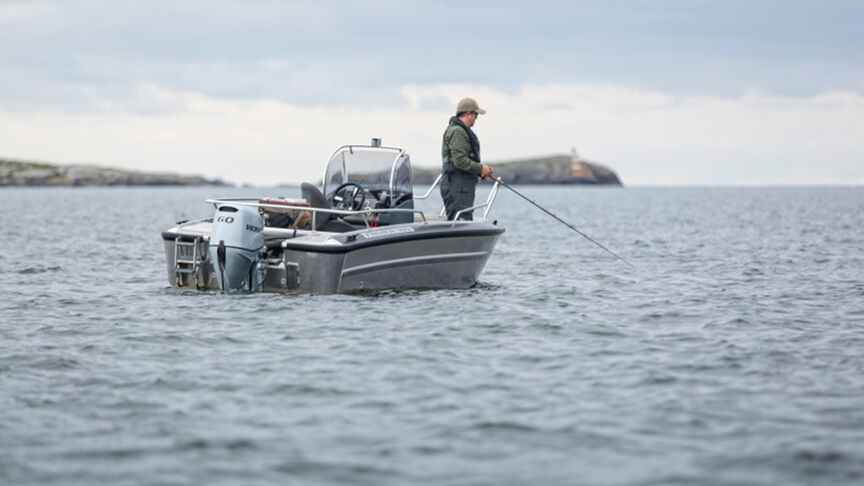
[[489, 175, 634, 268]]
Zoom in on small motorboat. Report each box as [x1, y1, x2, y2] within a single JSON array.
[[161, 139, 505, 293]]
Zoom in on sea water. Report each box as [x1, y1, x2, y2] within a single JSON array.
[[1, 185, 862, 485]]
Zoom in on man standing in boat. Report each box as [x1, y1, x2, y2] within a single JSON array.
[[441, 97, 494, 220]]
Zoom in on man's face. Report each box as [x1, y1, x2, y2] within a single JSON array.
[[465, 111, 478, 127]]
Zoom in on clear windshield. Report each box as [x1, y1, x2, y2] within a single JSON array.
[[323, 146, 412, 204]]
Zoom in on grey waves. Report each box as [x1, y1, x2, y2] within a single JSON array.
[[1, 185, 863, 485]]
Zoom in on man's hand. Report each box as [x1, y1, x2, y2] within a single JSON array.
[[480, 164, 493, 181]]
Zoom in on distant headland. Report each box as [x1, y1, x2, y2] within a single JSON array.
[[2, 152, 622, 187], [415, 153, 622, 186], [0, 158, 227, 186]]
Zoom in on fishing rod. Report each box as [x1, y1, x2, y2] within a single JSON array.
[[489, 175, 634, 268]]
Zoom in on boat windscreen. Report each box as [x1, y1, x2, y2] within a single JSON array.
[[323, 147, 412, 202]]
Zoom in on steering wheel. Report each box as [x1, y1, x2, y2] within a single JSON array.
[[330, 182, 366, 211]]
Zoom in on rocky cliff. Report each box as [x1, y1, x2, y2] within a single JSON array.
[[0, 158, 227, 186], [413, 154, 622, 185]]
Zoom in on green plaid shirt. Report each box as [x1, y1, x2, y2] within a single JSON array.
[[442, 124, 482, 176]]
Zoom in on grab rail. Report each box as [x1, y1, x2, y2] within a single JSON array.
[[205, 198, 429, 230], [413, 173, 442, 200], [206, 175, 502, 231], [414, 173, 447, 217], [452, 178, 502, 224]]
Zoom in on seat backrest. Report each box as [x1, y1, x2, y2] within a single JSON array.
[[300, 182, 332, 231]]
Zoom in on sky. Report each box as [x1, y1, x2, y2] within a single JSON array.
[[1, 0, 862, 186]]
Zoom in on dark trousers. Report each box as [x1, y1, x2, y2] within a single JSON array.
[[440, 170, 478, 220]]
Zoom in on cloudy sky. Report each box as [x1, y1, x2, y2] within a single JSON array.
[[1, 0, 862, 186]]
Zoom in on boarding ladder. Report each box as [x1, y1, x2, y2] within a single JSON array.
[[174, 236, 205, 288]]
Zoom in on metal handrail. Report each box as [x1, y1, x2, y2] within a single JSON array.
[[451, 179, 502, 224], [411, 172, 447, 217], [483, 179, 501, 220], [205, 198, 428, 229], [205, 175, 503, 230], [413, 173, 442, 200]]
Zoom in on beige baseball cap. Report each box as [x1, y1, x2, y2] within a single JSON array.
[[456, 97, 486, 115]]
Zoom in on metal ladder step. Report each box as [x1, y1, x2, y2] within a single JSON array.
[[174, 236, 204, 287]]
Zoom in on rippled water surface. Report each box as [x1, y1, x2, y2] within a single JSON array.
[[1, 185, 863, 485]]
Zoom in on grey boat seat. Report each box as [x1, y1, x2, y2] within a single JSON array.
[[300, 182, 358, 233]]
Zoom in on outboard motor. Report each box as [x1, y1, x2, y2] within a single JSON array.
[[209, 204, 265, 292]]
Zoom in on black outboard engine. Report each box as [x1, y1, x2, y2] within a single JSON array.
[[209, 204, 264, 292]]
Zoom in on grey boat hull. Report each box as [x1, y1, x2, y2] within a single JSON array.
[[162, 221, 504, 293]]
